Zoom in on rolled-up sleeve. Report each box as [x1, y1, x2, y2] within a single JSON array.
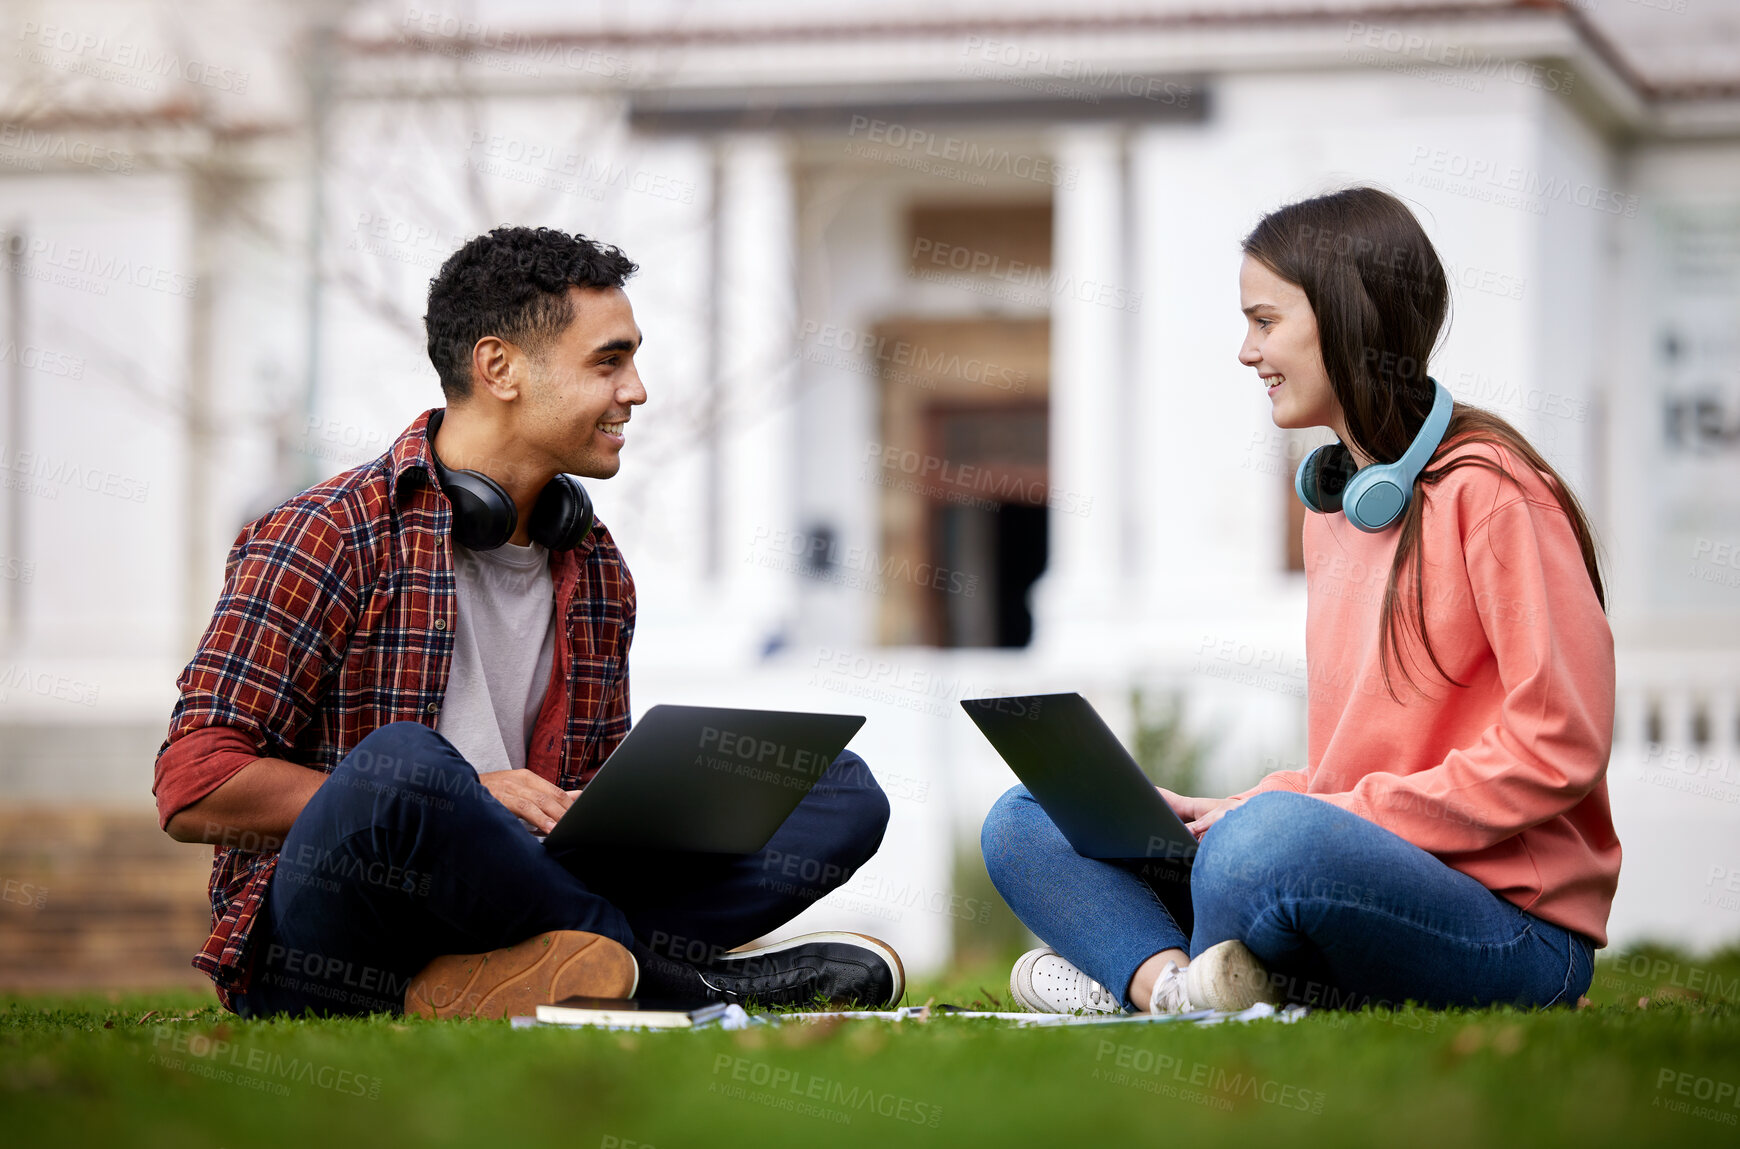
[[153, 501, 357, 825]]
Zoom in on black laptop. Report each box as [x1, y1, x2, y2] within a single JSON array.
[[542, 704, 865, 855], [961, 692, 1198, 861]]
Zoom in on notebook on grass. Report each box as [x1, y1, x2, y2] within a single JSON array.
[[534, 996, 733, 1029]]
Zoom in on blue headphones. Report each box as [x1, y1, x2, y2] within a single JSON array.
[[1294, 378, 1453, 533]]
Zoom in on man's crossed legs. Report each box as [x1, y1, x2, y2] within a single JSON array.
[[235, 722, 895, 1018]]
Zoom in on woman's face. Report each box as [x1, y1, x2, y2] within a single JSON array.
[[1237, 256, 1353, 450]]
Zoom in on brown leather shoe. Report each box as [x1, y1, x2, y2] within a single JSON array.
[[404, 931, 638, 1020]]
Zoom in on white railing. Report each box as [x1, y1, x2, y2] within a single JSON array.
[[1607, 649, 1740, 951]]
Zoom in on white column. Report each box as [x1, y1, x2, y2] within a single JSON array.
[[1031, 125, 1126, 655], [712, 133, 799, 660]]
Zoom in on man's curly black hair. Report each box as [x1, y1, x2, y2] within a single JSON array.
[[424, 226, 638, 400]]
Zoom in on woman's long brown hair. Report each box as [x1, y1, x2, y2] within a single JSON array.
[[1242, 187, 1605, 698]]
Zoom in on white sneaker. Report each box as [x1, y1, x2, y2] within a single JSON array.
[[1146, 960, 1196, 1014], [1148, 940, 1283, 1014], [1009, 948, 1123, 1014]]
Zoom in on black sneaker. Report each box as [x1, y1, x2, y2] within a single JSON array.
[[695, 932, 904, 1008]]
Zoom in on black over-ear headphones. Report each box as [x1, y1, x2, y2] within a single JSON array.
[[424, 409, 594, 551]]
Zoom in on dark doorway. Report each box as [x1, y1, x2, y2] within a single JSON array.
[[867, 312, 1050, 647], [933, 500, 1049, 648]]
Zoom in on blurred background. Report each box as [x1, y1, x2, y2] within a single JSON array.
[[1, 0, 1737, 991]]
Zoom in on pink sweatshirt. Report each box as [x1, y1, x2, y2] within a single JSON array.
[[1231, 439, 1620, 945]]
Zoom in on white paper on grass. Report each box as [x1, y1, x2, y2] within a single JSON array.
[[510, 1003, 1309, 1030], [773, 1003, 1309, 1026]]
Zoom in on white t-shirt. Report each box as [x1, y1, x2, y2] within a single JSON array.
[[436, 540, 557, 774]]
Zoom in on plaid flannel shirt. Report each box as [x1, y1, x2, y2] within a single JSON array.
[[155, 410, 635, 1011]]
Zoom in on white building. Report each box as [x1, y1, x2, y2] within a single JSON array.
[[3, 0, 1738, 980]]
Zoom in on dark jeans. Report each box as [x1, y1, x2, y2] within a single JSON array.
[[234, 722, 889, 1017], [981, 786, 1596, 1011]]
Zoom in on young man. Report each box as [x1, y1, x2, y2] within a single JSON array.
[[154, 226, 901, 1019]]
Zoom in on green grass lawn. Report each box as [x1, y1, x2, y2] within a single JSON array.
[[5, 944, 1739, 1149]]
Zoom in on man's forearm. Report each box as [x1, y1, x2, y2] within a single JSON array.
[[164, 757, 328, 849]]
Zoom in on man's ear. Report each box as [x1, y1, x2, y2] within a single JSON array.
[[470, 336, 525, 401]]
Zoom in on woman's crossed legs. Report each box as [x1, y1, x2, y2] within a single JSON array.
[[981, 787, 1593, 1011]]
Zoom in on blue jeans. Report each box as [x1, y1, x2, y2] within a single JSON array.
[[981, 786, 1595, 1011], [233, 722, 890, 1017]]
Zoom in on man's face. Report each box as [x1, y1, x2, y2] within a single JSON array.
[[516, 286, 646, 480]]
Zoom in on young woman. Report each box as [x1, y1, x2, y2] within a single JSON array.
[[981, 186, 1618, 1015]]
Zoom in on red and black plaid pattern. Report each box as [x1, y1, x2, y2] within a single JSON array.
[[157, 409, 634, 1010]]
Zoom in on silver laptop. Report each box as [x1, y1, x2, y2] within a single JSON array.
[[961, 692, 1198, 861], [542, 704, 866, 855]]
